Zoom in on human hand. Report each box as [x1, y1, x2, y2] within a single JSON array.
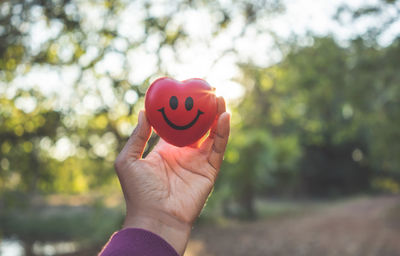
[[114, 97, 230, 255]]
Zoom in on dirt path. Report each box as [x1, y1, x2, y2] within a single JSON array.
[[185, 196, 400, 256]]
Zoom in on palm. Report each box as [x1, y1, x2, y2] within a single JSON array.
[[132, 139, 217, 224]]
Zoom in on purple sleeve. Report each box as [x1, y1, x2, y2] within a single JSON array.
[[99, 228, 179, 256]]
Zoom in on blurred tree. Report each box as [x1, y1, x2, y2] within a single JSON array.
[[214, 33, 400, 217], [335, 0, 400, 182], [281, 37, 374, 196], [216, 63, 302, 218], [335, 0, 400, 43], [0, 0, 284, 254], [2, 0, 399, 252]]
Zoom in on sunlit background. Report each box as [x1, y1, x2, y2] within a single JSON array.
[[1, 0, 400, 255]]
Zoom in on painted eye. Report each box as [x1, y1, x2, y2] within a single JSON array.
[[169, 96, 178, 110], [185, 97, 193, 111]]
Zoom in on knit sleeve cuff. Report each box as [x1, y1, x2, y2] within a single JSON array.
[[99, 228, 179, 256]]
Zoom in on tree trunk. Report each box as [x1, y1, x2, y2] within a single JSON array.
[[240, 182, 256, 219], [24, 241, 35, 256]]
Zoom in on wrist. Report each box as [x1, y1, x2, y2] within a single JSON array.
[[123, 210, 192, 255]]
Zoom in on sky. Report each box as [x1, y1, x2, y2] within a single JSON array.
[[4, 0, 398, 115]]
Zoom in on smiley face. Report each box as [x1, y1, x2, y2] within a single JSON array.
[[158, 96, 204, 130], [145, 77, 217, 147]]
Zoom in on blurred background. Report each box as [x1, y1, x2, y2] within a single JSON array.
[[1, 0, 400, 255]]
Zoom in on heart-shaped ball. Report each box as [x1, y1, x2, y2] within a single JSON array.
[[145, 77, 217, 147]]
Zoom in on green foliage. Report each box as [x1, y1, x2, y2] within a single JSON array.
[[1, 0, 400, 253], [0, 0, 285, 253], [211, 34, 400, 217], [348, 38, 400, 173], [0, 206, 123, 246]]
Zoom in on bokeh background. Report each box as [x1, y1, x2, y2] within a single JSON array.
[[1, 0, 400, 255]]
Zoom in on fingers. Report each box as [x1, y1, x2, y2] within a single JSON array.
[[217, 96, 226, 115], [208, 112, 230, 171], [120, 110, 152, 161], [199, 96, 226, 152], [209, 96, 226, 139]]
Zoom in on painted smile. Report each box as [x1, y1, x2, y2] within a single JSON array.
[[158, 107, 204, 130]]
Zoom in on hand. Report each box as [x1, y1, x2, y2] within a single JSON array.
[[114, 97, 230, 255]]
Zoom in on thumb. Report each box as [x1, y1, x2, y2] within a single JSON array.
[[120, 110, 152, 161]]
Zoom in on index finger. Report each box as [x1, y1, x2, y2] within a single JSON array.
[[207, 112, 230, 171], [209, 96, 226, 139]]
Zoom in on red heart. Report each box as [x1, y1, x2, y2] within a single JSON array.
[[145, 77, 217, 147]]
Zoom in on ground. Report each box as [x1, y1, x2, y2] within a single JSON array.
[[184, 196, 400, 256]]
